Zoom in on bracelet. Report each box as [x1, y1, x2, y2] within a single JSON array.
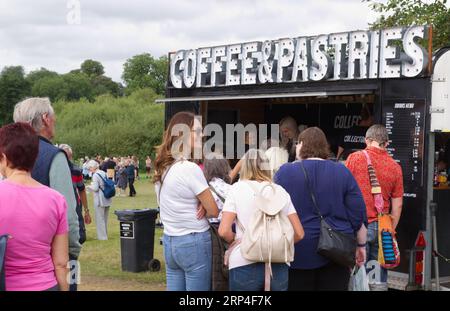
[[357, 242, 367, 248]]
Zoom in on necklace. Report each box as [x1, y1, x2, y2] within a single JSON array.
[[7, 171, 31, 180]]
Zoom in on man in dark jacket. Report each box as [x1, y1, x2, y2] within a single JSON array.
[[125, 160, 137, 197]]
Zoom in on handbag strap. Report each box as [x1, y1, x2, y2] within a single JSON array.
[[209, 183, 226, 203], [0, 234, 9, 291], [95, 172, 106, 193], [362, 150, 384, 214], [299, 162, 324, 220]]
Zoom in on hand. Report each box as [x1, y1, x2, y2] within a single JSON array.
[[196, 203, 206, 220], [84, 212, 92, 225], [355, 246, 366, 267]]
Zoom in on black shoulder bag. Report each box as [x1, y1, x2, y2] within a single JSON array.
[[300, 162, 356, 267]]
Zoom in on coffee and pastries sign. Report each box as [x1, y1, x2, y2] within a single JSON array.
[[169, 25, 429, 89]]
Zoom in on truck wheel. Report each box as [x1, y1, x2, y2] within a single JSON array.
[[148, 259, 161, 272]]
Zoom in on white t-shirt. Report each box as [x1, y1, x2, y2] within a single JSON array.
[[155, 160, 210, 236], [222, 180, 297, 270], [208, 177, 231, 224]]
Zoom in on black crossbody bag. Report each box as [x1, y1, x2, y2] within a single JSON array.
[[300, 162, 356, 267]]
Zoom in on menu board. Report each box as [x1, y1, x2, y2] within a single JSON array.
[[383, 100, 426, 196]]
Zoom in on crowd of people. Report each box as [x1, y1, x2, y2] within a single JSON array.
[[0, 98, 403, 292]]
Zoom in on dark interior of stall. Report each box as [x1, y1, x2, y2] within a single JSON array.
[[206, 95, 376, 165]]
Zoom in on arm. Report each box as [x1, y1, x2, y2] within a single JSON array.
[[288, 213, 304, 243], [79, 189, 91, 225], [390, 166, 404, 230], [49, 153, 81, 258], [391, 197, 403, 230], [87, 174, 100, 192], [355, 224, 367, 267], [336, 146, 344, 161], [51, 233, 69, 291], [343, 167, 368, 234], [197, 189, 219, 218], [218, 211, 236, 243], [229, 159, 242, 182], [80, 189, 88, 212]]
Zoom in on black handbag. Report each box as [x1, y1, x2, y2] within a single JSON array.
[[0, 234, 9, 291], [300, 162, 356, 267]]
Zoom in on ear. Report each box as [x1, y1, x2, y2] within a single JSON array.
[[42, 113, 50, 127]]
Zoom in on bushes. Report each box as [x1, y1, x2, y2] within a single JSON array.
[[54, 89, 164, 160]]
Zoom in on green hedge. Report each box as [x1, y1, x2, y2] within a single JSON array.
[[54, 88, 164, 160]]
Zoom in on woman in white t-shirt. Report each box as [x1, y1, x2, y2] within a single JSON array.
[[153, 111, 219, 291], [219, 149, 304, 291]]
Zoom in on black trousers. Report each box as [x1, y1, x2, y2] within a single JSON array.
[[128, 178, 136, 196], [288, 262, 351, 291]]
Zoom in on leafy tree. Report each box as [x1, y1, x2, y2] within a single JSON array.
[[62, 72, 94, 101], [26, 68, 59, 86], [122, 54, 168, 95], [365, 0, 450, 49], [0, 66, 30, 125], [91, 75, 122, 97], [31, 75, 68, 102], [80, 59, 105, 77]]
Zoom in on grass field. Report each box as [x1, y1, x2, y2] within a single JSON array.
[[78, 177, 166, 291]]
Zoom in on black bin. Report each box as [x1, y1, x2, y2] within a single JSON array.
[[114, 209, 160, 272]]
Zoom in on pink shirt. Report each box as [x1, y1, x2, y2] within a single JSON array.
[[0, 180, 68, 291]]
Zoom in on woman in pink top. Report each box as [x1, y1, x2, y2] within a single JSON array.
[[0, 123, 69, 291]]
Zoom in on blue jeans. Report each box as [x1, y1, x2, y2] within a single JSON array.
[[366, 221, 388, 283], [229, 263, 289, 291], [163, 231, 212, 291]]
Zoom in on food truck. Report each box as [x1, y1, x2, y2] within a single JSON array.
[[157, 25, 450, 290]]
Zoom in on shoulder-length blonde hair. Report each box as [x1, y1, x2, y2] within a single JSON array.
[[240, 149, 272, 182], [153, 111, 196, 183]]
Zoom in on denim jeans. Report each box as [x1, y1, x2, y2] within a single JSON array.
[[366, 221, 388, 284], [163, 231, 212, 291], [229, 263, 289, 291]]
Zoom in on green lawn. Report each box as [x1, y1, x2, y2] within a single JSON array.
[[78, 177, 166, 291]]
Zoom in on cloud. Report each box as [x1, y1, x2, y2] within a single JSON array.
[[0, 0, 380, 82]]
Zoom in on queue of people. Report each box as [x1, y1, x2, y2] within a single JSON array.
[[0, 98, 404, 292], [154, 111, 403, 292]]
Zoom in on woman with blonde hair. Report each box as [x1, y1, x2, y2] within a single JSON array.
[[154, 111, 219, 291], [219, 149, 304, 291]]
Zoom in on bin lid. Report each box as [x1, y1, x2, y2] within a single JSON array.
[[114, 208, 158, 221]]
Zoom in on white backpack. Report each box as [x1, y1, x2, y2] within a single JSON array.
[[239, 181, 295, 265]]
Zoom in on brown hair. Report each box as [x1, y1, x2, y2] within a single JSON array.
[[203, 153, 232, 184], [153, 111, 195, 183], [298, 127, 330, 160], [0, 122, 39, 172]]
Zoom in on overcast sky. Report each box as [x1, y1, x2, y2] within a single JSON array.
[[0, 0, 386, 83]]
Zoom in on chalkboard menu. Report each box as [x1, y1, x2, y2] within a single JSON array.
[[383, 100, 426, 196]]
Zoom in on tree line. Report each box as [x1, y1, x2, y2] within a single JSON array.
[[0, 54, 168, 125]]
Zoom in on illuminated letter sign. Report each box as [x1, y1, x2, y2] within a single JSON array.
[[169, 25, 429, 88]]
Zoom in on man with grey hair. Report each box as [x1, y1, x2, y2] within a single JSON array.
[[346, 124, 404, 291], [13, 98, 82, 290]]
